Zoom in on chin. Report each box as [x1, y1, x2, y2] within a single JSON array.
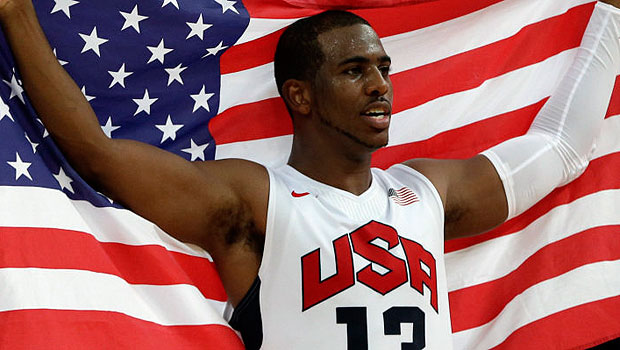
[[366, 131, 389, 150], [360, 137, 388, 151]]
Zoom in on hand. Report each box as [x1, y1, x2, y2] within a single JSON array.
[[0, 0, 34, 22], [0, 0, 15, 14]]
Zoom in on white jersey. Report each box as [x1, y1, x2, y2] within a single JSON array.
[[235, 164, 453, 349]]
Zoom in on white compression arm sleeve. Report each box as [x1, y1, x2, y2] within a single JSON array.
[[482, 2, 620, 220]]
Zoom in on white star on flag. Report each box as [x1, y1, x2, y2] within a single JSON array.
[[53, 48, 68, 66], [79, 27, 109, 57], [165, 63, 187, 86], [7, 152, 32, 181], [202, 41, 228, 58], [50, 0, 79, 18], [147, 38, 173, 64], [133, 89, 158, 116], [155, 115, 183, 143], [161, 0, 179, 9], [0, 96, 13, 122], [214, 0, 239, 14], [36, 118, 49, 138], [108, 63, 133, 88], [120, 5, 148, 33], [24, 132, 39, 153], [186, 14, 212, 40], [3, 72, 25, 103], [101, 117, 121, 138], [190, 85, 214, 112], [53, 167, 75, 193], [182, 139, 209, 161], [81, 86, 95, 101]]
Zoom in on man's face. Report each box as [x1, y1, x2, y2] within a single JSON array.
[[312, 23, 393, 151]]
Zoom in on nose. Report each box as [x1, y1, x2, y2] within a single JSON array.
[[364, 67, 390, 97]]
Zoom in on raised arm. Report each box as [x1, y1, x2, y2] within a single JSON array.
[[0, 0, 268, 304], [406, 1, 620, 240]]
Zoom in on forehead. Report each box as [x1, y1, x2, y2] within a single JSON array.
[[317, 24, 386, 65]]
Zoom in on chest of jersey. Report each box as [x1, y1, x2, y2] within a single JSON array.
[[258, 165, 453, 349]]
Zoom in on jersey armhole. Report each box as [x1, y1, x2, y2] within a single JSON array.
[[228, 277, 263, 350], [260, 167, 279, 275]]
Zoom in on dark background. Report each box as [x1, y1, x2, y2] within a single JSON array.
[[589, 336, 619, 349]]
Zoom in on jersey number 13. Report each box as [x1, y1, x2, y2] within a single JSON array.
[[336, 306, 425, 349]]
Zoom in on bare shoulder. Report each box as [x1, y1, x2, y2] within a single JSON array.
[[200, 157, 268, 174], [401, 158, 460, 207], [195, 158, 268, 194], [194, 158, 270, 230], [402, 156, 508, 239]]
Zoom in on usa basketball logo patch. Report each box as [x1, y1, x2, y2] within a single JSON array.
[[388, 187, 419, 206]]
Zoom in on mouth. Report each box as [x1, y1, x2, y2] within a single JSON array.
[[361, 103, 391, 129]]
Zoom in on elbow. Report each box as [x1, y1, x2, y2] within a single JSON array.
[[53, 133, 114, 186]]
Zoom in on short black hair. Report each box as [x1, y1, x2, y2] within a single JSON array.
[[274, 10, 371, 97]]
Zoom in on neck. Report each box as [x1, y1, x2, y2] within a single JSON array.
[[287, 133, 375, 195]]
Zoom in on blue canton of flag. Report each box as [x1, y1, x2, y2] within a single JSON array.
[[0, 3, 251, 347], [0, 0, 249, 207]]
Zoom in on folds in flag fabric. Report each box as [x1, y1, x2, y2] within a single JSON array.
[[0, 0, 618, 349]]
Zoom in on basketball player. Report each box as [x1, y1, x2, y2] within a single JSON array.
[[1, 0, 618, 348]]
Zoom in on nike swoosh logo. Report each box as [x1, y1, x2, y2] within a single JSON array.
[[291, 191, 310, 198]]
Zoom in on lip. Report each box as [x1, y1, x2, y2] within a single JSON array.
[[361, 113, 390, 129], [360, 101, 392, 130]]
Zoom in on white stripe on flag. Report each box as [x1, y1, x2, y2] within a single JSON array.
[[452, 259, 620, 350], [0, 186, 209, 258], [219, 62, 278, 114], [0, 267, 228, 326], [236, 17, 299, 45], [593, 113, 620, 158], [388, 49, 576, 146], [214, 134, 293, 165], [446, 189, 620, 291], [384, 0, 590, 74]]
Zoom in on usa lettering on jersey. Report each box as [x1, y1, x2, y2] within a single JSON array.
[[300, 220, 438, 313]]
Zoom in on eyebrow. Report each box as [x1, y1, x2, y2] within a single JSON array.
[[337, 55, 391, 66]]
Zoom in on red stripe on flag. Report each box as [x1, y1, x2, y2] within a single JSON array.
[[222, 0, 502, 74], [221, 29, 286, 75], [390, 3, 593, 114], [353, 0, 502, 38], [241, 0, 319, 18], [372, 99, 543, 167], [446, 151, 620, 252], [449, 225, 620, 333], [241, 0, 500, 22], [0, 227, 227, 301], [210, 97, 292, 144], [489, 295, 620, 350], [606, 75, 620, 118], [0, 309, 244, 350], [280, 0, 441, 10]]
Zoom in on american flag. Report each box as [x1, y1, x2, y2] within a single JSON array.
[[0, 0, 619, 349], [388, 187, 420, 206]]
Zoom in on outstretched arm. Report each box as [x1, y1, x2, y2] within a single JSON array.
[[0, 0, 268, 304], [406, 1, 620, 240]]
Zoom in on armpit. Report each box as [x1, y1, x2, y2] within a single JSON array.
[[210, 201, 265, 256]]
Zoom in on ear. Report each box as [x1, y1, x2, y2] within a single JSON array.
[[282, 79, 311, 116]]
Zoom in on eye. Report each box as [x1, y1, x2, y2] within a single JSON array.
[[344, 66, 362, 76], [379, 65, 391, 76]]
